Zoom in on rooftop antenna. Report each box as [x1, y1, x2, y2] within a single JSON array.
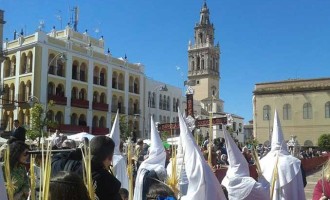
[[73, 6, 79, 31]]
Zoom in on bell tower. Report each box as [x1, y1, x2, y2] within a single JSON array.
[[187, 2, 222, 113]]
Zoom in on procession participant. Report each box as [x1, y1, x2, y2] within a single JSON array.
[[260, 110, 306, 200], [221, 127, 269, 200], [0, 161, 7, 199], [146, 183, 177, 200], [108, 110, 129, 190], [51, 139, 83, 177], [3, 141, 30, 199], [312, 159, 330, 200], [90, 136, 121, 200], [119, 188, 129, 200], [178, 108, 227, 200], [134, 138, 145, 170], [11, 119, 26, 142], [49, 171, 90, 200], [133, 116, 167, 200]]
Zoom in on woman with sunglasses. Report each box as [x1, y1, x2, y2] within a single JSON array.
[[6, 140, 30, 200]]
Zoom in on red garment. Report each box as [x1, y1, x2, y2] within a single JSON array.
[[313, 179, 330, 200]]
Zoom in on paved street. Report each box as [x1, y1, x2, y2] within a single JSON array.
[[305, 168, 322, 200]]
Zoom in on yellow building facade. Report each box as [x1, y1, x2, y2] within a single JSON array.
[[253, 78, 330, 146], [0, 26, 145, 135]]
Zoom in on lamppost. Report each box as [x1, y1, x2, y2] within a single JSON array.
[[147, 84, 168, 138]]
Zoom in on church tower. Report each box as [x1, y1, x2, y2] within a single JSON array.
[[187, 2, 223, 113]]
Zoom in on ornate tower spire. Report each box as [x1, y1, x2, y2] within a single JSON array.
[[187, 2, 221, 110]]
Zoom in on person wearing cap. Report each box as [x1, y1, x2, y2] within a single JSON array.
[[221, 127, 269, 200], [91, 136, 121, 200], [260, 110, 305, 200]]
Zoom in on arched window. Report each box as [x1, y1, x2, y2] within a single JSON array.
[[100, 93, 106, 104], [152, 92, 156, 108], [263, 105, 271, 120], [55, 111, 64, 124], [100, 69, 106, 86], [19, 82, 26, 102], [4, 58, 11, 77], [47, 110, 54, 122], [27, 51, 33, 73], [148, 92, 151, 107], [303, 103, 312, 119], [71, 113, 78, 125], [159, 94, 163, 109], [129, 76, 134, 93], [72, 60, 79, 80], [57, 57, 65, 76], [201, 59, 204, 70], [196, 56, 200, 70], [56, 84, 64, 96], [283, 104, 291, 120], [134, 100, 139, 114], [48, 54, 55, 74], [163, 95, 166, 110], [20, 53, 27, 74], [10, 56, 16, 76], [48, 82, 55, 96], [71, 87, 78, 100], [167, 96, 170, 111], [93, 91, 99, 103], [326, 102, 330, 118], [79, 89, 86, 100], [112, 72, 118, 89], [134, 78, 139, 94], [118, 73, 124, 90], [99, 117, 105, 128], [93, 66, 99, 85], [93, 116, 98, 127], [79, 114, 87, 126], [80, 63, 87, 82]]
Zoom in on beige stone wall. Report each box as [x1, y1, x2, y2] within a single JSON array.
[[254, 79, 330, 146]]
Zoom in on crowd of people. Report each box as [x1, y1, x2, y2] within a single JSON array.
[[0, 110, 329, 200]]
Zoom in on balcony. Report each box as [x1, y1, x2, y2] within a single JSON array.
[[71, 99, 89, 109], [48, 95, 67, 105], [92, 102, 109, 112], [57, 124, 90, 134], [92, 127, 109, 135]]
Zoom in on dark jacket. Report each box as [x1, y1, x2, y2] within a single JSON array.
[[92, 163, 121, 200], [51, 149, 83, 177], [11, 126, 26, 142]]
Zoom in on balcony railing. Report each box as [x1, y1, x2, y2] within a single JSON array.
[[48, 95, 67, 105], [57, 124, 89, 134], [71, 99, 89, 109], [92, 127, 109, 135], [92, 102, 109, 112]]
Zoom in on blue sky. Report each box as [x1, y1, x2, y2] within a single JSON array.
[[1, 0, 330, 123]]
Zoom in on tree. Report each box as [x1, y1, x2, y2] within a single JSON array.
[[318, 134, 330, 151], [26, 102, 57, 145], [111, 115, 132, 141]]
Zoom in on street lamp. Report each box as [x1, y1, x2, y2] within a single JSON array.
[[147, 84, 168, 138]]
